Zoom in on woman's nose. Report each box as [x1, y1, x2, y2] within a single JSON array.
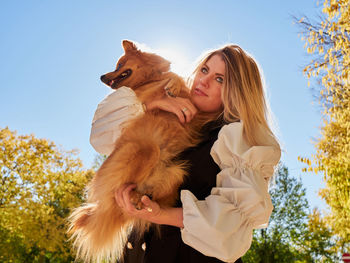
[[199, 75, 209, 88]]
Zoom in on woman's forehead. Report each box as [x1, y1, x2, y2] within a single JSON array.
[[205, 54, 225, 75]]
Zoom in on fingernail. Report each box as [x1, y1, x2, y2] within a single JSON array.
[[141, 195, 148, 202]]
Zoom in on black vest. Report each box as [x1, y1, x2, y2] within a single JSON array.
[[123, 120, 243, 263]]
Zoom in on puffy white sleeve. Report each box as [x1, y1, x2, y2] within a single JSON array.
[[180, 122, 281, 262], [89, 87, 144, 156]]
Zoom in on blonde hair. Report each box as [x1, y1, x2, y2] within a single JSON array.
[[190, 44, 280, 147]]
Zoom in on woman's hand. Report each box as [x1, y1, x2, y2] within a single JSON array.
[[115, 184, 162, 222], [114, 183, 184, 228], [145, 96, 197, 124]]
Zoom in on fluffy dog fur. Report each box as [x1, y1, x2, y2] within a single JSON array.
[[68, 40, 218, 262]]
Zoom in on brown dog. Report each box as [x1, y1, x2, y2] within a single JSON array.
[[68, 40, 219, 262]]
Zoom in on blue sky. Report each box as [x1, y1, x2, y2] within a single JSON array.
[[1, 1, 327, 211]]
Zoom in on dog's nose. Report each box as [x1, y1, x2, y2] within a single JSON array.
[[100, 75, 106, 83]]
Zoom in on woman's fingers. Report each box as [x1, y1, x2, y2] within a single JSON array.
[[173, 108, 186, 124], [160, 98, 188, 124], [141, 195, 163, 221], [141, 195, 152, 211], [179, 105, 197, 123], [115, 183, 135, 209], [175, 98, 197, 122], [141, 195, 160, 216], [115, 187, 124, 208], [168, 99, 196, 123], [181, 98, 197, 115], [123, 184, 138, 211], [114, 185, 164, 223], [180, 106, 194, 123], [115, 189, 121, 207], [145, 97, 197, 123]]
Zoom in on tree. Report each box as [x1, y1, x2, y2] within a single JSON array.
[[92, 153, 107, 171], [243, 165, 339, 262], [243, 165, 308, 262], [295, 0, 350, 246], [301, 208, 339, 262], [0, 127, 93, 262]]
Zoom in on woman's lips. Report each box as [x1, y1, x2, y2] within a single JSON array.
[[194, 88, 208, 96]]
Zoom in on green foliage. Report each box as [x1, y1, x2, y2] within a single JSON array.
[[0, 127, 94, 262], [302, 208, 339, 262], [243, 165, 339, 262], [296, 0, 350, 244], [92, 153, 107, 171]]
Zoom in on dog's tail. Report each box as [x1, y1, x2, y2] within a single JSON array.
[[67, 197, 135, 262], [67, 140, 160, 262]]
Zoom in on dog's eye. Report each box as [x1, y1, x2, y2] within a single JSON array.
[[116, 63, 123, 71]]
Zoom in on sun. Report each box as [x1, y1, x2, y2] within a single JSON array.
[[154, 47, 192, 77]]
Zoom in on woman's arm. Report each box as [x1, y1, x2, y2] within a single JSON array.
[[90, 87, 145, 156], [90, 87, 197, 155], [114, 183, 184, 228], [179, 123, 281, 262]]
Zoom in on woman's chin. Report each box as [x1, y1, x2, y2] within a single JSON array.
[[190, 96, 204, 110]]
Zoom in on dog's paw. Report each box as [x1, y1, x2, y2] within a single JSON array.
[[129, 189, 153, 210], [129, 191, 144, 210], [164, 76, 184, 97]]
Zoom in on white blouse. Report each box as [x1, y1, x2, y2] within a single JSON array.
[[90, 87, 281, 262], [90, 87, 145, 156]]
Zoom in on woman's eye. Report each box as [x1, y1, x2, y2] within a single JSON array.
[[216, 77, 224, 83], [201, 67, 208, 74]]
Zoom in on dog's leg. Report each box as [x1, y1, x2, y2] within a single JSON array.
[[135, 159, 188, 208], [116, 114, 193, 209]]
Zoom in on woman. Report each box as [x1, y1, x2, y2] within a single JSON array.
[[90, 44, 281, 262]]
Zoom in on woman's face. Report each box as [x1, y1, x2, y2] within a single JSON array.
[[190, 54, 225, 113]]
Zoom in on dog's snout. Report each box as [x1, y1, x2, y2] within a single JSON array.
[[100, 75, 106, 83]]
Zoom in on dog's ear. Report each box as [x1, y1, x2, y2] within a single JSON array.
[[157, 58, 171, 72], [122, 40, 138, 53]]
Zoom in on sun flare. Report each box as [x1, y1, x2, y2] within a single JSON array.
[[154, 47, 192, 77]]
